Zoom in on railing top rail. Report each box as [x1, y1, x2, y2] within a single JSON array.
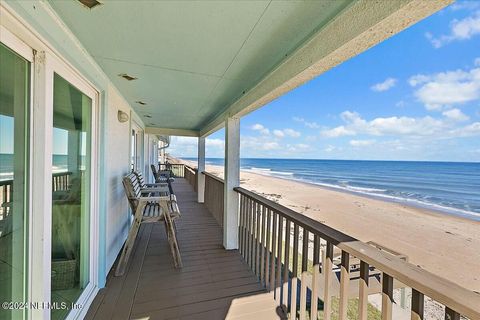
[[202, 171, 224, 184], [234, 186, 480, 319], [184, 165, 197, 173]]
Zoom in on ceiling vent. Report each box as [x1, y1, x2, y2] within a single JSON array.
[[78, 0, 102, 9], [118, 73, 138, 81], [136, 101, 147, 106]]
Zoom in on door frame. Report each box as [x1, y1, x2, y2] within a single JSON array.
[[48, 50, 100, 320], [0, 24, 34, 320]]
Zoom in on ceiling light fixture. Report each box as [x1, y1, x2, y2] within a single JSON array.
[[77, 0, 102, 9], [118, 73, 138, 81]]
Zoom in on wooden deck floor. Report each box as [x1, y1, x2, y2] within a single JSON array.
[[85, 178, 284, 320]]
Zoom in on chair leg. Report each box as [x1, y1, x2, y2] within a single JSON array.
[[115, 201, 146, 276], [161, 203, 182, 268]]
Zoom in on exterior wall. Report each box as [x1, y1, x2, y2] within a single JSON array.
[[104, 85, 135, 274]]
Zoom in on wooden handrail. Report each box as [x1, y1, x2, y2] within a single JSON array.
[[202, 171, 224, 184], [234, 186, 480, 320]]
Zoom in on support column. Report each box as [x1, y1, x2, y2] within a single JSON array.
[[197, 136, 206, 203], [223, 116, 240, 250]]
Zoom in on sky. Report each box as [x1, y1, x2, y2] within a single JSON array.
[[168, 1, 480, 162]]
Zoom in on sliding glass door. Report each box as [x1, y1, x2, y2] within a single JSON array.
[[51, 74, 92, 320], [0, 42, 30, 320]]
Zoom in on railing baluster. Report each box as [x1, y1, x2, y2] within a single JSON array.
[[261, 205, 267, 286], [252, 201, 257, 274], [411, 289, 424, 320], [359, 261, 369, 320], [339, 250, 350, 320], [256, 201, 261, 278], [249, 199, 255, 271], [245, 197, 250, 264], [310, 235, 320, 320], [265, 208, 272, 290], [270, 211, 278, 292], [323, 241, 333, 320], [275, 215, 283, 301], [247, 197, 253, 268], [299, 228, 308, 320], [243, 197, 249, 261], [282, 219, 291, 313], [382, 273, 393, 320], [445, 308, 460, 320], [290, 224, 299, 320], [239, 195, 245, 258]]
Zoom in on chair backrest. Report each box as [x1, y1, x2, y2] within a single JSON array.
[[122, 173, 141, 213], [150, 164, 159, 182], [133, 171, 148, 189]]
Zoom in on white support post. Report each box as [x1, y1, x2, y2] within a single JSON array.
[[197, 136, 206, 203], [223, 116, 240, 250]]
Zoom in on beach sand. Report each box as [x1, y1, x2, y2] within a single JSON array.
[[174, 158, 480, 294]]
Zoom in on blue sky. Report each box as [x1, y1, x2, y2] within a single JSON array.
[[169, 1, 480, 162]]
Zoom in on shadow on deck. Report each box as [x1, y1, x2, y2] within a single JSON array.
[[85, 178, 284, 320]]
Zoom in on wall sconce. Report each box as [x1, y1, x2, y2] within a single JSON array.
[[117, 110, 129, 123]]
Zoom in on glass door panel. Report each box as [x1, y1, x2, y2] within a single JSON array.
[[51, 73, 91, 320], [0, 43, 30, 320]]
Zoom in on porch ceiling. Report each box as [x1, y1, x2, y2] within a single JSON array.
[[47, 0, 451, 135]]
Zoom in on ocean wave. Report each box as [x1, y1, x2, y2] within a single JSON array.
[[307, 180, 480, 220], [245, 167, 294, 177]]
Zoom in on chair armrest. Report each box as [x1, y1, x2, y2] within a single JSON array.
[[144, 183, 168, 188], [138, 196, 171, 202], [140, 187, 169, 194]]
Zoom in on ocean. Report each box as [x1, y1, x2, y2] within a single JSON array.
[[0, 154, 71, 181], [183, 157, 480, 221]]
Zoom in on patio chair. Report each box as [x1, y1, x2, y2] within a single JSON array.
[[115, 172, 182, 276]]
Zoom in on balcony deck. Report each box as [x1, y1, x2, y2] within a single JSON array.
[[85, 178, 284, 320]]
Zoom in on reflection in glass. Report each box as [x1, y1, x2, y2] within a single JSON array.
[[51, 74, 91, 320], [0, 43, 30, 320]]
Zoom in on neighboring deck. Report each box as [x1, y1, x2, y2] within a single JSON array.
[[85, 178, 283, 320]]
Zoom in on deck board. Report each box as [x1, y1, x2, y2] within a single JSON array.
[[85, 178, 283, 320]]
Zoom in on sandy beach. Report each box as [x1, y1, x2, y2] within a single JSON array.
[[174, 158, 480, 294]]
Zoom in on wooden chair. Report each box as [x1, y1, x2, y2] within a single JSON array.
[[115, 172, 182, 276]]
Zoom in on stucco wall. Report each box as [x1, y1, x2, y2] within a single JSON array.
[[104, 85, 134, 273]]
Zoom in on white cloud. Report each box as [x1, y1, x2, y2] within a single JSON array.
[[206, 138, 224, 147], [450, 1, 480, 11], [283, 128, 301, 138], [448, 121, 480, 137], [321, 110, 480, 140], [251, 123, 270, 135], [349, 139, 376, 147], [293, 117, 320, 129], [371, 78, 397, 92], [241, 136, 280, 151], [475, 57, 480, 66], [409, 63, 480, 110], [321, 126, 356, 138], [442, 108, 470, 122], [324, 145, 337, 153], [426, 11, 480, 48], [273, 130, 284, 138]]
